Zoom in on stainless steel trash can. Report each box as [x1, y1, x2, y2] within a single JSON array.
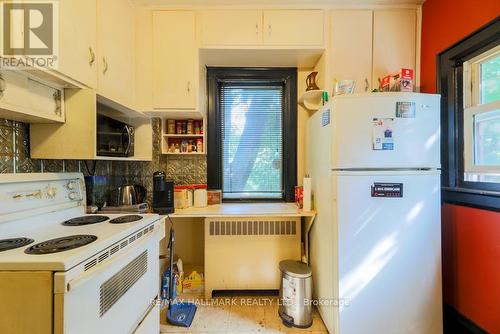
[[278, 260, 313, 328]]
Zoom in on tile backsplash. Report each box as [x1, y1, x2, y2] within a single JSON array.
[[0, 118, 207, 205]]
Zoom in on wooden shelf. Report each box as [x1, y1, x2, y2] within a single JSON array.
[[298, 89, 326, 111], [161, 117, 206, 155], [163, 134, 204, 138], [164, 152, 205, 155]]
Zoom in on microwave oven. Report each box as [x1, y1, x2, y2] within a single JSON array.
[[96, 114, 134, 157]]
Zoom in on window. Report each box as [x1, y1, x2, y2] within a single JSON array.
[[439, 17, 500, 209], [463, 47, 500, 184], [207, 68, 297, 202]]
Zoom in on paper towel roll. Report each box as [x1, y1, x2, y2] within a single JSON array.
[[303, 176, 311, 212]]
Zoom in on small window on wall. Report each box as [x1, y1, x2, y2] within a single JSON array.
[[463, 46, 500, 184], [207, 68, 297, 202]]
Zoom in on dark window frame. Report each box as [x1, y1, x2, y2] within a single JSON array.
[[438, 17, 500, 210], [207, 67, 298, 202]]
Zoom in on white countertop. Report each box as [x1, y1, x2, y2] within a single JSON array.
[[163, 203, 315, 218]]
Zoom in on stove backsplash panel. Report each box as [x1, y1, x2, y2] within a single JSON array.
[[0, 118, 207, 205]]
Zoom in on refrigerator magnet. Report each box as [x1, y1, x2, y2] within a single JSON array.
[[395, 102, 416, 118], [372, 118, 394, 150]]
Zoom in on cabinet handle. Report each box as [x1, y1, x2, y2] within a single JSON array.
[[89, 47, 95, 66], [102, 57, 108, 75], [53, 91, 62, 116], [187, 81, 191, 94], [255, 23, 259, 35], [268, 24, 272, 36], [0, 75, 5, 98], [364, 78, 369, 92]]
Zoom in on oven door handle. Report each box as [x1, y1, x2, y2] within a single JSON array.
[[64, 224, 160, 293], [124, 125, 132, 156]]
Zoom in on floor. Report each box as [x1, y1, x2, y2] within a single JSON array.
[[160, 296, 328, 334]]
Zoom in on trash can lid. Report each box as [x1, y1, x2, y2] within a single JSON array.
[[279, 260, 312, 278]]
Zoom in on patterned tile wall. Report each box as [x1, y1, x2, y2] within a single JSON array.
[[0, 117, 207, 205]]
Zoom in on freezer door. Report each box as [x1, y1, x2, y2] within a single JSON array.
[[336, 170, 442, 334], [331, 93, 441, 169]]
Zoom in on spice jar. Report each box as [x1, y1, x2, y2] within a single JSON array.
[[176, 121, 182, 134], [167, 120, 176, 134], [187, 119, 194, 134], [196, 138, 203, 153]]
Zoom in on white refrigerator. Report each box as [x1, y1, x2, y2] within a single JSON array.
[[308, 93, 443, 334]]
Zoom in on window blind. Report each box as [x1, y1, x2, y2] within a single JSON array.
[[220, 84, 284, 199]]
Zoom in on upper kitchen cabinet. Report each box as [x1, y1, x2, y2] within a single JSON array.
[[372, 9, 417, 87], [152, 11, 198, 110], [97, 0, 136, 108], [263, 10, 324, 46], [201, 10, 262, 46], [330, 10, 373, 93], [58, 0, 97, 88], [0, 71, 64, 123]]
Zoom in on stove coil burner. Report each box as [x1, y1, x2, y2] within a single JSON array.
[[62, 215, 109, 226], [109, 215, 144, 224], [0, 238, 34, 252], [24, 235, 98, 255]]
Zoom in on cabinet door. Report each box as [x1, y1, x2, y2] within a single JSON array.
[[58, 0, 97, 88], [97, 0, 136, 107], [201, 10, 262, 46], [153, 11, 197, 110], [0, 71, 29, 111], [28, 78, 64, 122], [372, 9, 416, 88], [331, 10, 373, 93], [263, 10, 324, 46]]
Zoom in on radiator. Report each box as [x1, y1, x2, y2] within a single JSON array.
[[204, 217, 301, 299]]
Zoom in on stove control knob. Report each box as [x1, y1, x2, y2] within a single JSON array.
[[46, 187, 57, 199], [68, 192, 79, 201], [66, 181, 77, 190]]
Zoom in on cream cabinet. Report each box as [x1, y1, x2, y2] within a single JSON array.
[[263, 10, 324, 46], [153, 11, 198, 110], [330, 10, 373, 93], [31, 89, 152, 161], [97, 0, 136, 108], [0, 71, 64, 123], [201, 10, 262, 46], [372, 9, 417, 87], [58, 0, 97, 88]]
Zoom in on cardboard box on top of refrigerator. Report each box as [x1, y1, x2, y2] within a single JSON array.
[[379, 68, 414, 92]]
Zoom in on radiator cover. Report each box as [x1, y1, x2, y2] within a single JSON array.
[[204, 217, 301, 298]]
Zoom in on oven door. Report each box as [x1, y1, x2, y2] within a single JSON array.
[[55, 230, 160, 334]]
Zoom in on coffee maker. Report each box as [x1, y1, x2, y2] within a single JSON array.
[[153, 171, 174, 214]]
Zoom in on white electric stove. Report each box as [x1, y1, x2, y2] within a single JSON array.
[[0, 173, 163, 334]]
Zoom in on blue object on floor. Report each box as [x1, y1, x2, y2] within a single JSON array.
[[165, 215, 197, 327], [167, 301, 197, 327]]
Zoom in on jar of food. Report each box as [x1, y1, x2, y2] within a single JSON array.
[[167, 119, 176, 134], [176, 121, 183, 134], [181, 140, 188, 153], [194, 121, 201, 134], [187, 140, 193, 153], [182, 121, 188, 134], [193, 185, 208, 208], [187, 119, 194, 134], [196, 138, 203, 153]]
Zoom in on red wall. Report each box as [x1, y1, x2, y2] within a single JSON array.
[[442, 204, 500, 333], [420, 0, 500, 93], [420, 1, 500, 332]]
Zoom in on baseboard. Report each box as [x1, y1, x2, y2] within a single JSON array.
[[443, 304, 489, 334]]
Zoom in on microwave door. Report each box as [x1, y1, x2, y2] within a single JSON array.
[[123, 125, 132, 156]]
